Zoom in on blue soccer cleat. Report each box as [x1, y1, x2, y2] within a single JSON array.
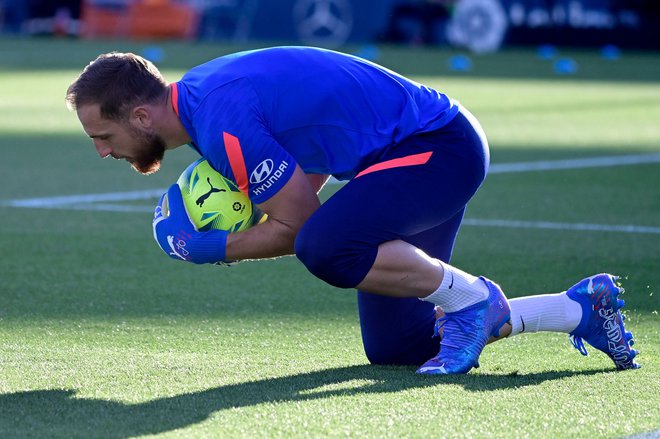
[[567, 273, 640, 370], [417, 277, 511, 374]]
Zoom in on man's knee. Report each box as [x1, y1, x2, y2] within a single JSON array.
[[363, 343, 411, 366], [362, 338, 433, 366], [294, 222, 371, 288], [358, 294, 438, 366]]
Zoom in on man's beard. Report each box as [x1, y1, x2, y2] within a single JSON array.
[[130, 128, 167, 175]]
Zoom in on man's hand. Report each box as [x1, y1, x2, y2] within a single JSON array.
[[152, 184, 229, 264]]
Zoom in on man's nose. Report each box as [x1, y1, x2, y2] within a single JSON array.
[[95, 143, 112, 158]]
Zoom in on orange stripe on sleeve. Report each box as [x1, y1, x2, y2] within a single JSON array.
[[223, 132, 249, 195], [355, 151, 433, 178], [170, 83, 179, 116]]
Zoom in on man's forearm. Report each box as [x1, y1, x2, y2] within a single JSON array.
[[224, 216, 299, 261]]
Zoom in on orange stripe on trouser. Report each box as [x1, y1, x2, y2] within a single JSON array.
[[354, 151, 433, 178]]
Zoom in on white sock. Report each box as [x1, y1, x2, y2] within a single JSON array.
[[420, 261, 489, 313], [509, 292, 583, 336]]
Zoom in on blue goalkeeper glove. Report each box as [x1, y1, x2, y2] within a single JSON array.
[[152, 184, 229, 264]]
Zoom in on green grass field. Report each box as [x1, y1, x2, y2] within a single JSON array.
[[1, 39, 659, 438]]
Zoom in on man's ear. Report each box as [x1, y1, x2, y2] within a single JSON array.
[[131, 106, 152, 129]]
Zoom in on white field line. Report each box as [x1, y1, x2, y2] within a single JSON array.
[[2, 153, 660, 235], [4, 189, 165, 208], [462, 218, 660, 235], [488, 152, 660, 174], [623, 429, 660, 439]]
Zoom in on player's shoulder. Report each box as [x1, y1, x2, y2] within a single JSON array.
[[185, 46, 360, 79], [181, 57, 249, 92]]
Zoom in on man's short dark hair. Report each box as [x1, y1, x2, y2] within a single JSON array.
[[66, 52, 168, 120]]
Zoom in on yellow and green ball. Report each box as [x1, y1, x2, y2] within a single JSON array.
[[176, 158, 262, 232]]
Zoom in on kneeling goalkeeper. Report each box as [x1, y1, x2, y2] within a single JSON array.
[[66, 47, 639, 373]]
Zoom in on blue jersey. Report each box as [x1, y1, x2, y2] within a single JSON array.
[[172, 46, 459, 204]]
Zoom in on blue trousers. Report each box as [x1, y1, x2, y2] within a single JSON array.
[[295, 109, 489, 365]]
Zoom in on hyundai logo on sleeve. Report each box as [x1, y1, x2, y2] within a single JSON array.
[[251, 160, 290, 196], [250, 159, 274, 184]]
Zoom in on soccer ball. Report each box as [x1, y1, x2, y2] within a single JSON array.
[[174, 158, 262, 232]]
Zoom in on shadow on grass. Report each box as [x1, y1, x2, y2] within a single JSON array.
[[1, 365, 616, 438]]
